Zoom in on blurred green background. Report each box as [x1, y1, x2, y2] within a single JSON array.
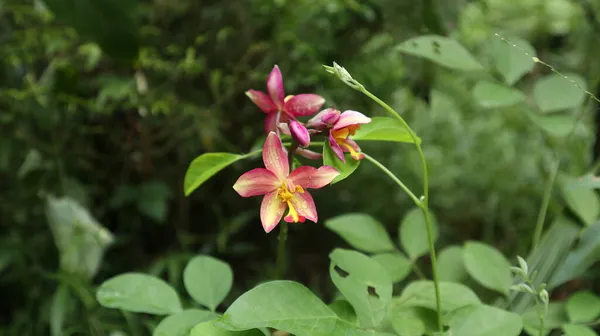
[[1, 0, 599, 334]]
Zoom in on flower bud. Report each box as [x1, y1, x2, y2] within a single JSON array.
[[306, 108, 341, 130], [289, 120, 310, 147]]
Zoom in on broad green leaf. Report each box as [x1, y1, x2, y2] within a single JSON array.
[[41, 0, 140, 60], [372, 252, 412, 283], [183, 256, 233, 311], [96, 273, 182, 315], [566, 291, 600, 323], [563, 324, 597, 336], [437, 245, 468, 283], [389, 306, 437, 336], [219, 280, 392, 336], [329, 300, 357, 324], [573, 174, 600, 189], [558, 174, 600, 226], [323, 142, 360, 184], [394, 281, 480, 312], [352, 117, 421, 144], [463, 241, 512, 295], [329, 249, 392, 328], [550, 222, 600, 288], [528, 113, 580, 137], [153, 309, 217, 336], [490, 35, 536, 85], [522, 302, 568, 335], [399, 208, 438, 260], [472, 81, 525, 108], [191, 320, 265, 336], [397, 35, 483, 71], [45, 196, 114, 279], [446, 304, 522, 336], [533, 73, 587, 113], [325, 213, 395, 253], [184, 153, 243, 196]]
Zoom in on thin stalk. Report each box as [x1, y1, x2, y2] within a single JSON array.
[[275, 222, 288, 279], [363, 153, 422, 208], [532, 162, 559, 249]]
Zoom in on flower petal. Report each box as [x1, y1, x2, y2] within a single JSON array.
[[329, 132, 346, 163], [245, 90, 276, 113], [263, 132, 289, 180], [343, 138, 365, 160], [264, 112, 279, 134], [289, 120, 310, 147], [295, 147, 322, 160], [284, 94, 326, 117], [260, 191, 286, 233], [288, 191, 318, 223], [333, 110, 372, 130], [267, 65, 285, 108], [232, 168, 280, 197], [306, 108, 341, 129], [288, 166, 340, 189]]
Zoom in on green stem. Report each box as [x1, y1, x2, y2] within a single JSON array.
[[360, 87, 443, 332], [363, 153, 422, 208], [532, 162, 560, 249], [275, 222, 288, 279]]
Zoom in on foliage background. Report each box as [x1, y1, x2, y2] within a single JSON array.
[[1, 0, 599, 334]]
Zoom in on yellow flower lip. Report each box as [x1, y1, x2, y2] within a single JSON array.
[[277, 181, 305, 223]]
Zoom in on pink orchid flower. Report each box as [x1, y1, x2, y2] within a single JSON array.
[[307, 108, 371, 162], [233, 132, 340, 233], [245, 65, 325, 138]]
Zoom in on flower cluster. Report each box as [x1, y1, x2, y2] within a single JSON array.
[[234, 65, 372, 232]]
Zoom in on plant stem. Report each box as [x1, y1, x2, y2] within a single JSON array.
[[275, 221, 288, 279], [532, 162, 560, 249], [360, 87, 443, 332], [363, 153, 422, 207]]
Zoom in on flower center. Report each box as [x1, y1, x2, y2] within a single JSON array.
[[277, 181, 304, 222], [332, 125, 362, 159]]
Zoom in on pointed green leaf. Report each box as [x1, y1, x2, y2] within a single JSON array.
[[463, 242, 512, 295], [399, 208, 438, 260], [566, 291, 600, 323], [394, 281, 480, 312], [533, 73, 587, 113], [490, 35, 536, 85], [372, 252, 412, 283], [550, 222, 600, 288], [558, 174, 600, 226], [472, 81, 525, 108], [563, 324, 597, 336], [437, 245, 468, 283], [325, 213, 395, 253], [397, 35, 483, 71], [96, 273, 182, 315], [446, 305, 522, 336], [184, 153, 243, 196], [153, 309, 217, 336], [183, 256, 233, 311], [323, 142, 360, 184], [352, 117, 421, 144]]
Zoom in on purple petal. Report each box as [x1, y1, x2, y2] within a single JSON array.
[[288, 166, 340, 189], [284, 94, 326, 117], [263, 132, 289, 180], [306, 108, 341, 130], [289, 120, 310, 147], [245, 90, 276, 113], [328, 132, 345, 163], [333, 110, 371, 130], [267, 65, 285, 108], [233, 168, 280, 197]]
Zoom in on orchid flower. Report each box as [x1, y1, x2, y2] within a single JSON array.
[[233, 132, 339, 233], [307, 108, 371, 162], [245, 65, 325, 143]]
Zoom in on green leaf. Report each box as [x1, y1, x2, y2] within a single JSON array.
[[154, 309, 217, 336], [396, 35, 483, 71], [323, 142, 360, 184], [389, 306, 437, 336], [325, 213, 395, 253], [573, 174, 600, 189], [219, 280, 392, 336], [50, 284, 73, 336], [446, 305, 522, 336], [558, 174, 600, 226], [18, 149, 43, 178], [523, 302, 568, 335], [372, 252, 412, 283], [329, 300, 357, 324], [533, 73, 587, 113], [563, 324, 597, 336], [527, 113, 580, 137], [137, 180, 172, 223], [490, 35, 536, 85], [184, 153, 243, 196], [41, 0, 140, 60], [183, 255, 233, 311], [45, 196, 114, 279], [399, 208, 438, 260], [437, 245, 468, 283], [463, 241, 512, 295], [352, 117, 421, 144], [329, 249, 392, 328], [191, 320, 265, 336], [550, 222, 600, 288], [472, 81, 525, 108], [566, 291, 600, 323], [96, 273, 182, 315], [393, 281, 480, 312]]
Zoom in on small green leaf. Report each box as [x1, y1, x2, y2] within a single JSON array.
[[96, 273, 182, 315], [490, 35, 536, 85], [153, 309, 217, 336], [328, 300, 357, 324], [184, 153, 243, 196], [372, 252, 412, 283], [437, 245, 468, 283], [533, 73, 587, 113], [352, 117, 421, 144], [446, 305, 522, 336], [394, 281, 480, 312], [18, 149, 43, 178], [323, 142, 360, 184], [325, 213, 395, 253], [566, 291, 600, 323], [191, 320, 265, 336], [329, 249, 392, 328], [397, 35, 483, 71], [183, 256, 233, 311], [399, 208, 438, 260], [527, 113, 580, 137], [558, 174, 600, 226], [389, 306, 437, 336], [563, 324, 597, 336], [463, 241, 512, 295], [523, 302, 568, 335], [472, 81, 525, 108]]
